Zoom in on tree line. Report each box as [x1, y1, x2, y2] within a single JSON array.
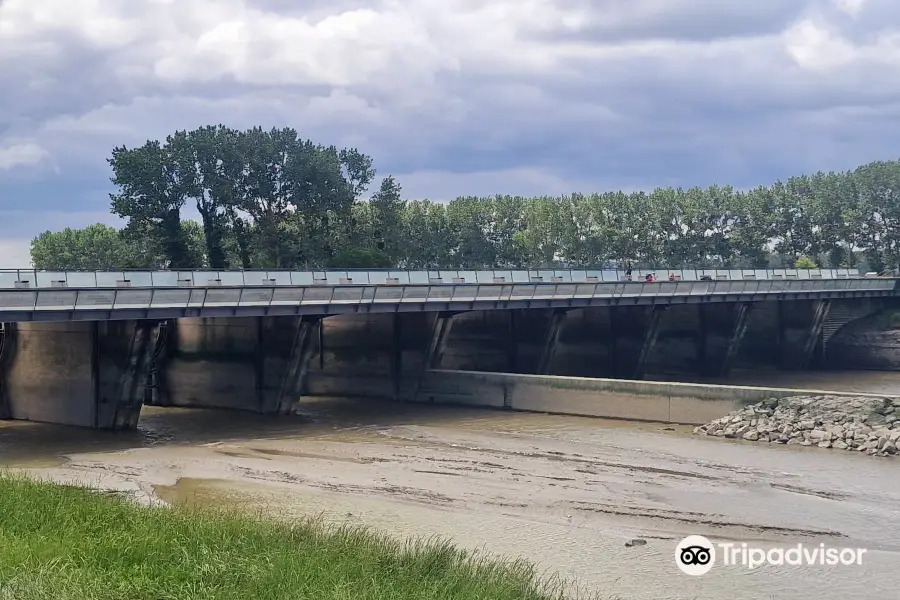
[[29, 124, 900, 272]]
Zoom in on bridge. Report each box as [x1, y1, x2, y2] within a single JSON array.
[[0, 268, 897, 431], [0, 267, 891, 323]]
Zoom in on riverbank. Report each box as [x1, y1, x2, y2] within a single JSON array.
[[0, 473, 572, 600], [694, 394, 900, 456]]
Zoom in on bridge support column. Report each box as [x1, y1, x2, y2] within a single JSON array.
[[799, 299, 831, 370], [0, 321, 161, 429], [103, 321, 160, 430], [633, 305, 666, 379], [271, 316, 321, 414], [414, 311, 456, 401], [537, 309, 568, 375], [718, 302, 753, 378], [0, 323, 15, 420], [143, 320, 170, 406], [318, 318, 325, 370]]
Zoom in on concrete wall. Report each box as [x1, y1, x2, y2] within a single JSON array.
[[439, 305, 705, 378], [824, 305, 900, 370], [414, 369, 900, 425], [306, 312, 431, 400], [162, 316, 299, 411], [0, 321, 145, 428], [303, 300, 900, 403]]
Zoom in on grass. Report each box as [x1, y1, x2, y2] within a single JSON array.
[[0, 473, 577, 600]]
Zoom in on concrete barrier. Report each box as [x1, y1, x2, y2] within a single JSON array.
[[415, 369, 900, 425]]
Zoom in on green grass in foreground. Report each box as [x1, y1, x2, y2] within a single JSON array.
[[0, 474, 576, 600]]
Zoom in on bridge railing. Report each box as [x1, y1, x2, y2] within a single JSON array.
[[0, 276, 895, 316], [0, 267, 866, 289]]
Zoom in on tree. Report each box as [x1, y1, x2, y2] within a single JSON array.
[[30, 224, 129, 270], [400, 200, 452, 268], [109, 139, 195, 268], [178, 125, 244, 269], [31, 222, 208, 271], [794, 256, 817, 269], [448, 198, 497, 267], [368, 176, 405, 260], [327, 247, 392, 268]]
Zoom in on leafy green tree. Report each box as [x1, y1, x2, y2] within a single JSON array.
[[176, 126, 244, 269], [109, 139, 195, 268], [794, 256, 817, 269], [368, 176, 405, 260], [327, 247, 393, 268], [401, 200, 453, 268], [31, 224, 129, 270], [489, 195, 528, 267], [450, 198, 495, 267], [30, 221, 206, 270]]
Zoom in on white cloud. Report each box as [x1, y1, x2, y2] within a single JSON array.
[[0, 142, 47, 170], [783, 20, 860, 70], [833, 0, 867, 17], [783, 17, 900, 71]]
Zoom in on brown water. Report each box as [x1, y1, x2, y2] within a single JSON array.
[[2, 371, 900, 599]]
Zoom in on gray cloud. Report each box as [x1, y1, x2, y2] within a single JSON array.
[[538, 0, 807, 43], [1, 0, 899, 265]]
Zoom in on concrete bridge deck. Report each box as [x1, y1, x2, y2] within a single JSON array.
[[0, 269, 894, 323]]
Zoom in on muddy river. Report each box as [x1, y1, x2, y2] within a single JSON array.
[[2, 371, 900, 599]]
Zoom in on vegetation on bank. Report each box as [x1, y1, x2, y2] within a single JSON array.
[[0, 474, 573, 600], [29, 124, 900, 272]]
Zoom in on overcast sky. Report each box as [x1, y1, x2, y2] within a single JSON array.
[[1, 0, 898, 267]]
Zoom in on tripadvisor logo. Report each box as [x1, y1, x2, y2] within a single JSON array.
[[675, 535, 867, 575], [676, 535, 715, 576]]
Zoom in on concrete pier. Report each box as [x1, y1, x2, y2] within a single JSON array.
[[633, 305, 667, 379], [537, 309, 567, 375], [160, 316, 305, 413], [273, 316, 321, 415], [0, 321, 160, 428], [799, 300, 831, 369]]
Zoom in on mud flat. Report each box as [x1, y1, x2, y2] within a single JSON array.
[[2, 397, 899, 599]]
